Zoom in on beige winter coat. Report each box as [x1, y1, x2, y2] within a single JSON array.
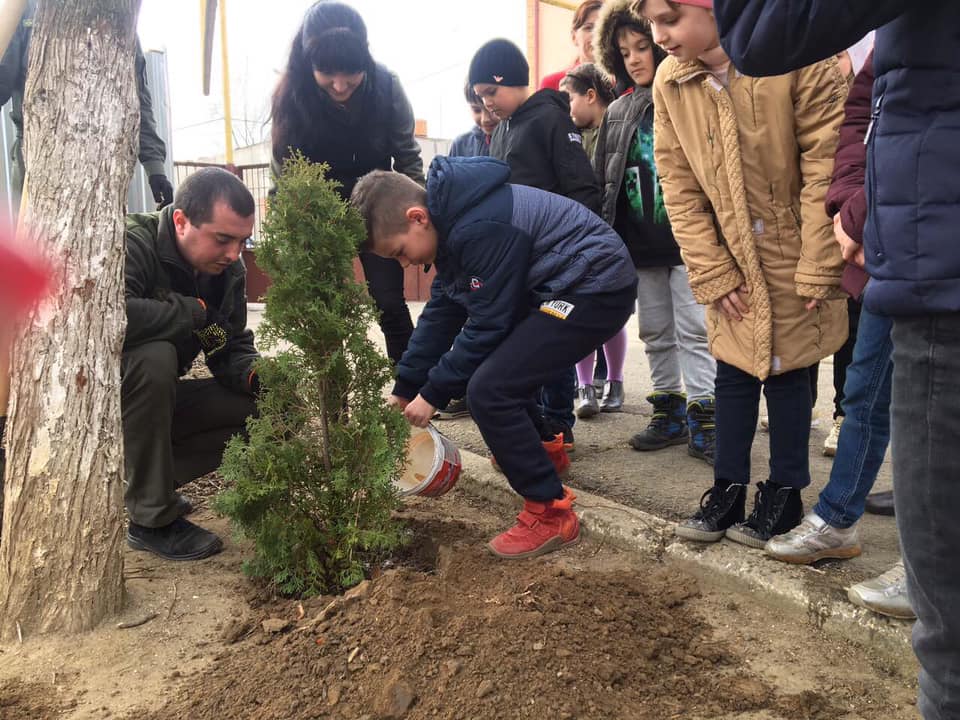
[[653, 57, 849, 380]]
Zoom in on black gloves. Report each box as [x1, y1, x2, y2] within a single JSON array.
[[149, 174, 174, 209], [194, 301, 232, 357]]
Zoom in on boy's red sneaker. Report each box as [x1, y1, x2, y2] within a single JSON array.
[[488, 487, 580, 559], [490, 433, 570, 479]]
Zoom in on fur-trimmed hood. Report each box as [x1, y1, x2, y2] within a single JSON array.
[[593, 0, 665, 90]]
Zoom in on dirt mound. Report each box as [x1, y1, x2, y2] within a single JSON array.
[[0, 680, 69, 720], [133, 517, 841, 720]]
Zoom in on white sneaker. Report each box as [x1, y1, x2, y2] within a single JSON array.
[[765, 512, 862, 564], [823, 416, 843, 457], [760, 415, 819, 433], [847, 561, 916, 620]]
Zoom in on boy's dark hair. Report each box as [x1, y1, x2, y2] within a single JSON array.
[[351, 170, 428, 252], [561, 63, 617, 107], [573, 0, 603, 31], [271, 2, 375, 164], [595, 1, 667, 90], [463, 79, 482, 107], [174, 167, 255, 225]]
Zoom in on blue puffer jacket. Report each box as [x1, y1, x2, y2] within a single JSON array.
[[392, 156, 635, 408], [712, 1, 960, 316]]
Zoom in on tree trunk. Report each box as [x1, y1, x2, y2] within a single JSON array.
[[0, 0, 141, 639]]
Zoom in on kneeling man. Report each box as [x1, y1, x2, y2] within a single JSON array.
[[123, 167, 260, 560]]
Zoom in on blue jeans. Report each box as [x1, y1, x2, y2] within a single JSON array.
[[891, 315, 960, 720], [714, 361, 812, 489], [814, 307, 893, 528]]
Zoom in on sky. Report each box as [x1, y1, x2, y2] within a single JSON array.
[[136, 1, 528, 161]]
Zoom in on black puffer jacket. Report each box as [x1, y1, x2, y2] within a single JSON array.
[[593, 0, 677, 267], [488, 89, 601, 216]]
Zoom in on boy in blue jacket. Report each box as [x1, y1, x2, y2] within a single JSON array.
[[351, 156, 636, 559]]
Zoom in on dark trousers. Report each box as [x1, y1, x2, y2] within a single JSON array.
[[359, 252, 414, 364], [468, 283, 635, 502], [714, 361, 812, 490], [540, 367, 577, 429], [891, 315, 960, 719], [122, 342, 257, 527], [809, 299, 862, 414]]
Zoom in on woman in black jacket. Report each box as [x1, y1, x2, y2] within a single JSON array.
[[271, 1, 424, 363]]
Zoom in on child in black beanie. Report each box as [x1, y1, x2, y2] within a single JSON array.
[[469, 38, 602, 450]]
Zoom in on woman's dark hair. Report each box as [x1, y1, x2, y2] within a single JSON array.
[[271, 2, 375, 161], [573, 0, 603, 31], [561, 63, 617, 107], [174, 168, 255, 225]]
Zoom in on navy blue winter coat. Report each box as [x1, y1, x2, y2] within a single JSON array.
[[712, 1, 960, 316], [392, 156, 635, 408]]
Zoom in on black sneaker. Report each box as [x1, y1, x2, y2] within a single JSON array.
[[675, 483, 747, 542], [128, 517, 223, 561], [434, 397, 470, 420], [725, 481, 804, 549]]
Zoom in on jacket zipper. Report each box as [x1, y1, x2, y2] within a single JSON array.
[[864, 92, 884, 146], [865, 92, 884, 259]]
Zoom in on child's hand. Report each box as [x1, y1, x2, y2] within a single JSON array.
[[388, 394, 411, 410], [714, 284, 750, 321], [833, 214, 865, 268], [403, 395, 437, 428], [804, 298, 821, 312]]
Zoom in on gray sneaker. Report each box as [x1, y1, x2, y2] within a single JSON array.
[[847, 561, 915, 620], [765, 512, 862, 564]]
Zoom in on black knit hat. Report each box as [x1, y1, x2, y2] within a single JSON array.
[[468, 39, 529, 87]]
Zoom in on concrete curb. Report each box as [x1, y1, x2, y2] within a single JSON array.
[[454, 447, 913, 663]]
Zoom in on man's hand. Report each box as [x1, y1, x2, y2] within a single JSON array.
[[388, 394, 410, 410], [194, 301, 232, 357], [834, 213, 865, 268], [804, 298, 821, 312], [148, 174, 174, 209], [403, 395, 436, 428], [713, 284, 750, 321]]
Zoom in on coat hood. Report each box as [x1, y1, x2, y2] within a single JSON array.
[[512, 88, 570, 119], [594, 0, 666, 90], [427, 156, 511, 238]]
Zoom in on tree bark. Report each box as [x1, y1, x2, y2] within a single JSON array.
[[0, 0, 141, 639]]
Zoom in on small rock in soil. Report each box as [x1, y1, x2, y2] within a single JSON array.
[[327, 683, 342, 706], [439, 659, 462, 680], [220, 618, 253, 644], [261, 618, 291, 634], [476, 680, 496, 699], [375, 679, 416, 719]]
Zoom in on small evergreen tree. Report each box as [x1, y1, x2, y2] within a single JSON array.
[[215, 155, 408, 595]]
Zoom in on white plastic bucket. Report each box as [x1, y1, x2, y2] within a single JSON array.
[[395, 424, 461, 498]]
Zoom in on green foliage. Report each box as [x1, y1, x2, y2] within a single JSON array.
[[214, 154, 408, 595]]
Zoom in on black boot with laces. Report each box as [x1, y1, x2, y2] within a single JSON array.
[[725, 480, 803, 549], [675, 482, 747, 542]]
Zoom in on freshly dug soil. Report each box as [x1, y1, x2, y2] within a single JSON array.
[[0, 680, 67, 719], [132, 513, 853, 720]]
